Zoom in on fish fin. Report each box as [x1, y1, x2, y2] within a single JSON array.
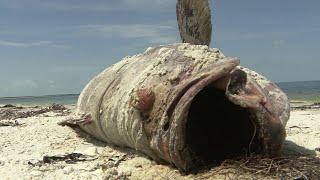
[[176, 0, 212, 46]]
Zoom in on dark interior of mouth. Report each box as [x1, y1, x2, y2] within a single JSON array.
[[186, 85, 262, 170]]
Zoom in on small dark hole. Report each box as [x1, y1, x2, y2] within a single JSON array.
[[163, 121, 170, 131]]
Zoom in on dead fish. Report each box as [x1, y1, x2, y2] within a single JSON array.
[[74, 0, 290, 172], [75, 44, 290, 172]]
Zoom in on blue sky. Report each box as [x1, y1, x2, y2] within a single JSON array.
[[0, 0, 319, 97]]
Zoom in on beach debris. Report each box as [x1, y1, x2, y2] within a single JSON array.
[[292, 102, 320, 110], [0, 109, 17, 121], [0, 108, 21, 126], [100, 154, 132, 169], [96, 152, 136, 180], [28, 153, 97, 166], [197, 155, 320, 179], [43, 153, 96, 164], [73, 0, 290, 173], [0, 104, 16, 108], [289, 126, 310, 130], [0, 104, 70, 121], [0, 104, 23, 110]]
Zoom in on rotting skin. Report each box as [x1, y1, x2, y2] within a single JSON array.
[[75, 43, 290, 173]]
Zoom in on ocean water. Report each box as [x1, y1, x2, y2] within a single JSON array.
[[277, 80, 320, 102], [0, 94, 79, 106], [0, 81, 319, 106]]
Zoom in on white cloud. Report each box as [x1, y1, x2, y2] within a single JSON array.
[[50, 44, 72, 49], [78, 24, 172, 38], [40, 2, 114, 12], [52, 0, 173, 12], [0, 40, 29, 48], [0, 40, 71, 49], [122, 0, 174, 9], [76, 24, 178, 44], [30, 41, 52, 46], [0, 0, 174, 12]]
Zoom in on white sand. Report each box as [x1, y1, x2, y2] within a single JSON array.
[[0, 105, 319, 179]]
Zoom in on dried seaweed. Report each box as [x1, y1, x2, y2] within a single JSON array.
[[197, 155, 320, 179], [0, 104, 70, 121], [0, 104, 16, 108], [292, 102, 320, 111], [28, 153, 97, 167], [42, 153, 97, 164]]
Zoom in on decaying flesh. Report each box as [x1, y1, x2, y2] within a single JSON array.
[[76, 43, 290, 172]]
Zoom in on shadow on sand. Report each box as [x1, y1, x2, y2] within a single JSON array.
[[282, 140, 317, 156]]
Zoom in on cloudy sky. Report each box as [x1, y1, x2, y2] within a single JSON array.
[[0, 0, 319, 97]]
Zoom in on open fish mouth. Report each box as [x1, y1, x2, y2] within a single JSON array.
[[158, 61, 288, 171]]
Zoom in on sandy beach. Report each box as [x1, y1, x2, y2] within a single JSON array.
[[0, 103, 319, 180]]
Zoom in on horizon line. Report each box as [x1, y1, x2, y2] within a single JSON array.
[[0, 93, 80, 99]]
